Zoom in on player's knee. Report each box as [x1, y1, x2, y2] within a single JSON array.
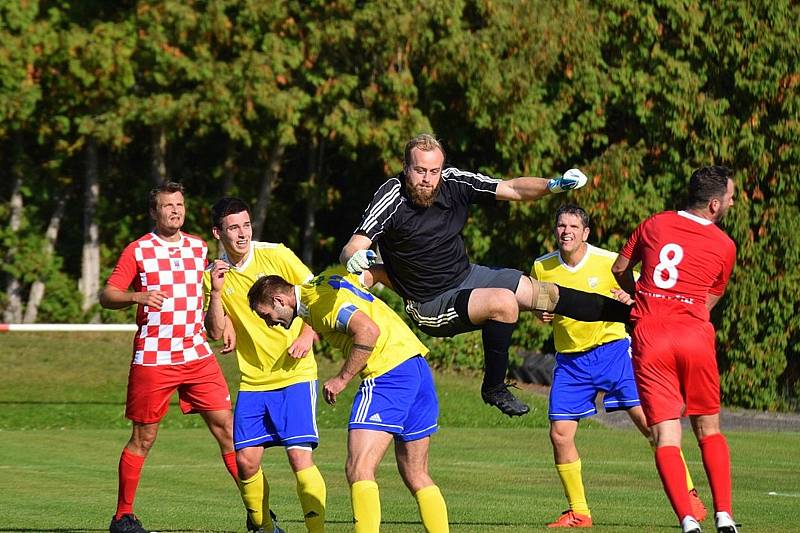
[[128, 425, 158, 454], [345, 457, 374, 484], [399, 470, 434, 494], [236, 452, 261, 479], [484, 289, 519, 322], [549, 424, 576, 448]]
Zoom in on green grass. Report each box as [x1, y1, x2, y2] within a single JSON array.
[[1, 332, 799, 532]]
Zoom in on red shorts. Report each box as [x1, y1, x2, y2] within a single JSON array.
[[126, 356, 231, 423], [631, 318, 720, 426]]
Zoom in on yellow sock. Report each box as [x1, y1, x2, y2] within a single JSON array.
[[351, 480, 381, 533], [261, 470, 274, 533], [556, 459, 590, 516], [296, 465, 326, 533], [680, 449, 696, 492], [414, 485, 449, 533], [239, 468, 265, 528]]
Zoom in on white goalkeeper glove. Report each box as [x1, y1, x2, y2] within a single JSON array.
[[346, 249, 377, 274], [547, 168, 588, 193]]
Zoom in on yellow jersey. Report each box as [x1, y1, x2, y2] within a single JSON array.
[[299, 266, 429, 380], [203, 241, 316, 391], [531, 244, 627, 353]]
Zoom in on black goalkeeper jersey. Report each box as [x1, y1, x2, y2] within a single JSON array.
[[353, 167, 501, 302]]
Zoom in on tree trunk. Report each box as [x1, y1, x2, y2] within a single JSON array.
[[23, 195, 67, 323], [251, 143, 285, 241], [150, 125, 167, 185], [221, 143, 237, 196], [78, 139, 100, 320], [2, 160, 24, 324], [301, 138, 324, 267]]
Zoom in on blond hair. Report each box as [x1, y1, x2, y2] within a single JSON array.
[[403, 134, 445, 170]]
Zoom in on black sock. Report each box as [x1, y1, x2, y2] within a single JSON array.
[[481, 320, 516, 390], [553, 286, 632, 323]]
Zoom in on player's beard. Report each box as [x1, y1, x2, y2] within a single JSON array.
[[407, 180, 441, 208]]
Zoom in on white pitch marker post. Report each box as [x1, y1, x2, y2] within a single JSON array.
[[0, 324, 138, 332]]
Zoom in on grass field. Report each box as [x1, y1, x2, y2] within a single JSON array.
[[1, 332, 798, 532]]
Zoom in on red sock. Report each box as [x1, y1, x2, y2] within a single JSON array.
[[699, 433, 732, 515], [115, 448, 146, 519], [222, 451, 239, 481], [655, 446, 693, 520]]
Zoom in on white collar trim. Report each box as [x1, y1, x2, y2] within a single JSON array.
[[678, 210, 713, 226], [558, 243, 592, 272]]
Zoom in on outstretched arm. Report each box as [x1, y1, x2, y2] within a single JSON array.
[[495, 169, 588, 201], [495, 177, 550, 201]]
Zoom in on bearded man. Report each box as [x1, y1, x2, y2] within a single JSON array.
[[340, 134, 630, 417]]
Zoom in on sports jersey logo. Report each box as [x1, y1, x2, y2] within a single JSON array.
[[587, 276, 599, 289], [225, 286, 234, 295], [368, 412, 382, 422]]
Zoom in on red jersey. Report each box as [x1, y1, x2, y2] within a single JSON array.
[[620, 210, 736, 323], [106, 232, 213, 366]]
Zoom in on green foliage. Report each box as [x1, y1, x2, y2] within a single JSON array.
[[0, 0, 798, 409]]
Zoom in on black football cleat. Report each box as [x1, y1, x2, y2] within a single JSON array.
[[481, 383, 530, 417]]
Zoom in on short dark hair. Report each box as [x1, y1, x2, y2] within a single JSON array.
[[247, 275, 293, 311], [687, 166, 732, 209], [149, 181, 184, 211], [555, 203, 590, 229], [211, 197, 250, 228]]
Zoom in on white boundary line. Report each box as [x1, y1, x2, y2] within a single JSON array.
[[0, 324, 137, 332]]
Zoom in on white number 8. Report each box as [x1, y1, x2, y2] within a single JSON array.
[[653, 243, 683, 289]]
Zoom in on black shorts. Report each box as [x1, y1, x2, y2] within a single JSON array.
[[404, 264, 523, 337]]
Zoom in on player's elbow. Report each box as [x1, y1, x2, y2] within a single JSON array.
[[360, 321, 381, 345], [98, 287, 121, 309]]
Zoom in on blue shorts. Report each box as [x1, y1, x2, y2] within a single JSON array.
[[233, 380, 319, 450], [548, 338, 640, 420], [350, 355, 439, 441]]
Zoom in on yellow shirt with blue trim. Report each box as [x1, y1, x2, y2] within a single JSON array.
[[531, 244, 628, 353], [203, 241, 316, 391], [298, 266, 429, 380]]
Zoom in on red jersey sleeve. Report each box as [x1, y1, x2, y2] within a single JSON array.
[[709, 238, 736, 296], [620, 220, 645, 264], [106, 241, 140, 291]]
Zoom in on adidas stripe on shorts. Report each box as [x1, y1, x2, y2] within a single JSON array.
[[349, 355, 439, 441]]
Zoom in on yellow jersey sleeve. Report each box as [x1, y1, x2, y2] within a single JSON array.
[[531, 245, 628, 353], [302, 268, 428, 379]]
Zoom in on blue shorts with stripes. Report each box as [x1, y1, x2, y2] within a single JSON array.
[[233, 380, 319, 450], [548, 337, 640, 421], [349, 355, 439, 442]]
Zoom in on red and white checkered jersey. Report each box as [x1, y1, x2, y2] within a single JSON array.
[[620, 210, 736, 323], [106, 232, 213, 365]]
